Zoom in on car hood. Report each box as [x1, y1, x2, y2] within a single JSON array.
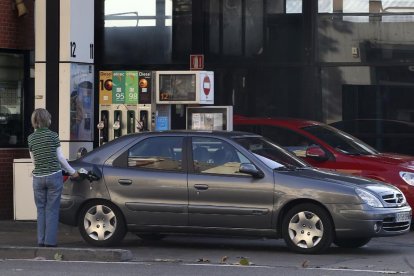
[[283, 168, 396, 193], [355, 153, 414, 170]]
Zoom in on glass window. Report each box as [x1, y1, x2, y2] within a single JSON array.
[[246, 0, 264, 57], [234, 136, 309, 168], [192, 137, 251, 176], [303, 125, 378, 155], [128, 136, 183, 171], [103, 0, 173, 64], [265, 0, 285, 14], [223, 0, 243, 55], [319, 0, 414, 14], [260, 125, 315, 158], [105, 0, 159, 27], [0, 53, 24, 147], [208, 0, 264, 58], [286, 0, 303, 14]]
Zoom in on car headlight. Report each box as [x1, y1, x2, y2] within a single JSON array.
[[400, 171, 414, 186], [355, 188, 383, 208]]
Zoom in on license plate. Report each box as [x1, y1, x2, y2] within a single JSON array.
[[395, 212, 411, 222]]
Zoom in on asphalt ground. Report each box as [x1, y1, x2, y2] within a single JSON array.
[[0, 221, 133, 262]]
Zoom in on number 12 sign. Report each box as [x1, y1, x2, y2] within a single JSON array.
[[60, 0, 94, 63]]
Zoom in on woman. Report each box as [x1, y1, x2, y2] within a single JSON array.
[[28, 108, 79, 247]]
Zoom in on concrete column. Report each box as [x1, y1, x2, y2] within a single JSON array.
[[59, 0, 95, 159], [35, 0, 95, 160], [34, 0, 46, 108]]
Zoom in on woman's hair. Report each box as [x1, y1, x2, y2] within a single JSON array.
[[31, 108, 52, 129]]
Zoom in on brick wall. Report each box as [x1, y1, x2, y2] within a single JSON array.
[[0, 0, 34, 219], [0, 0, 35, 50], [0, 149, 30, 219]]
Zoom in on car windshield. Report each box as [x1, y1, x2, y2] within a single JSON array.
[[303, 125, 379, 155], [233, 136, 309, 169]]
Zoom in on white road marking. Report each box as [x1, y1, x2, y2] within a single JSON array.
[[4, 259, 410, 274]]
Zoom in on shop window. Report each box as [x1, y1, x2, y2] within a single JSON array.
[[0, 53, 24, 148]]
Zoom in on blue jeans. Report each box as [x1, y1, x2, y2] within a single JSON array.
[[32, 171, 63, 246]]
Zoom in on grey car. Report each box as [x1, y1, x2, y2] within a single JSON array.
[[60, 131, 412, 254]]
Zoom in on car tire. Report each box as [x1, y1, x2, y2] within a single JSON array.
[[333, 238, 371, 248], [282, 203, 333, 254], [78, 200, 126, 247], [137, 233, 166, 241]]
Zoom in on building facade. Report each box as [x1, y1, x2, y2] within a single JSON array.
[[1, 0, 414, 219], [0, 0, 34, 219]]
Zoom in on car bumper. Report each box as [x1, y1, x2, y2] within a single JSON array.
[[59, 194, 84, 226], [330, 205, 412, 239]]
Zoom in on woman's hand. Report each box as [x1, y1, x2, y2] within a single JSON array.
[[70, 171, 80, 180]]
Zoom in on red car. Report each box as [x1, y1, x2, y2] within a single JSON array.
[[234, 115, 414, 208]]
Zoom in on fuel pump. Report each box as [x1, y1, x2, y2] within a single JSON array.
[[97, 110, 109, 146], [137, 104, 153, 131], [113, 110, 122, 139], [127, 110, 136, 133]]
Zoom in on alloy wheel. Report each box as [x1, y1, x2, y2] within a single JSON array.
[[287, 210, 324, 249]]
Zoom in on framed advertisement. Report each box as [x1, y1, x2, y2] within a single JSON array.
[[186, 106, 233, 131], [70, 64, 94, 141], [156, 71, 214, 104]]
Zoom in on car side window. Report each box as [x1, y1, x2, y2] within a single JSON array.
[[128, 136, 183, 171], [192, 137, 251, 176], [260, 125, 315, 157]]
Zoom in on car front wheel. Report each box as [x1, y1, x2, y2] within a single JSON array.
[[282, 203, 333, 254], [78, 200, 126, 246]]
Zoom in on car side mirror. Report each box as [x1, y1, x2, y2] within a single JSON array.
[[306, 146, 328, 162], [239, 163, 264, 178]]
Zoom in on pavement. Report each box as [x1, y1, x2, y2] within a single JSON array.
[[0, 220, 133, 262]]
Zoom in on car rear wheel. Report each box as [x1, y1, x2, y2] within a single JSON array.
[[333, 238, 371, 248], [78, 200, 126, 246], [282, 203, 333, 254]]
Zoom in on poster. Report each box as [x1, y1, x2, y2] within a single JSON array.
[[191, 113, 223, 130], [70, 64, 94, 141]]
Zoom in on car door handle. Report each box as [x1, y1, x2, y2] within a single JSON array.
[[194, 184, 209, 190], [118, 179, 132, 185]]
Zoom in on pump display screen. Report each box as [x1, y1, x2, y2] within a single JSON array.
[[158, 74, 196, 102]]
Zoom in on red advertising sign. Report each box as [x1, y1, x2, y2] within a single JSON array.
[[190, 54, 204, 70]]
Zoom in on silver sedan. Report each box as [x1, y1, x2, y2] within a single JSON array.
[[59, 131, 412, 254]]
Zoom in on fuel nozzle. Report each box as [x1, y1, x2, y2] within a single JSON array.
[[77, 168, 100, 182]]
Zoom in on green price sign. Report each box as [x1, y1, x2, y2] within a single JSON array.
[[112, 71, 125, 104], [125, 71, 138, 104]]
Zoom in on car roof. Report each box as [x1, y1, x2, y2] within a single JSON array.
[[78, 130, 261, 164], [330, 118, 414, 126], [136, 130, 261, 138], [234, 115, 323, 129]]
